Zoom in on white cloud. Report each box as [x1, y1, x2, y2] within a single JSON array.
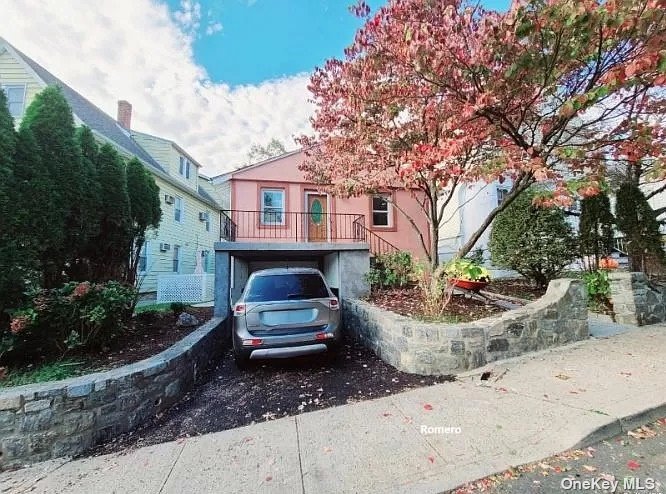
[[205, 21, 223, 35], [0, 0, 314, 175], [173, 0, 202, 39]]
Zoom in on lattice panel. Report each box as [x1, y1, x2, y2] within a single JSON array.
[[157, 274, 209, 303]]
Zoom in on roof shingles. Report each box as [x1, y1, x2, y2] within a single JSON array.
[[12, 45, 167, 174], [5, 40, 221, 209]]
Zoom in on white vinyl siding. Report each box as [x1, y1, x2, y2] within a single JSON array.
[[135, 177, 218, 297], [0, 48, 44, 125]]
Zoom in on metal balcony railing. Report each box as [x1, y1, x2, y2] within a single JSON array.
[[219, 210, 400, 257], [220, 210, 365, 243]]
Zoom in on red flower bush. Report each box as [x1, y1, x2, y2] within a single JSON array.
[[9, 315, 30, 335], [71, 281, 91, 299], [1, 281, 136, 364]]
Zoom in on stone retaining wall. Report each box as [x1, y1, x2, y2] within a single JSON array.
[[0, 317, 227, 469], [343, 279, 588, 376], [608, 271, 666, 326]]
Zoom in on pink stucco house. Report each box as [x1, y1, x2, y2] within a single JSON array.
[[210, 150, 430, 259]]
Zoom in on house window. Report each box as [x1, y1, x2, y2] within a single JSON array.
[[173, 245, 181, 273], [2, 85, 26, 119], [138, 241, 149, 273], [174, 196, 184, 223], [202, 250, 213, 273], [371, 194, 391, 227], [179, 156, 191, 179], [570, 199, 581, 214], [261, 188, 285, 225], [497, 187, 509, 206], [204, 211, 211, 232]]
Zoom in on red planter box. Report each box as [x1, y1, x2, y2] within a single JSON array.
[[450, 279, 489, 291]]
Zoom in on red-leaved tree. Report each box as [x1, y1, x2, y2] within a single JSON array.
[[298, 0, 666, 267]]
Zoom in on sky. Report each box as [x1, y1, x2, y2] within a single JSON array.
[[0, 0, 510, 176]]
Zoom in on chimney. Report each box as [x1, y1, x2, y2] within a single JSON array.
[[117, 100, 132, 130]]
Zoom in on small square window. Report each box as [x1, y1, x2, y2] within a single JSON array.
[[261, 188, 285, 225], [371, 194, 391, 227], [497, 188, 509, 206]]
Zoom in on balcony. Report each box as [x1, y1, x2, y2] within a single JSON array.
[[219, 210, 398, 257]]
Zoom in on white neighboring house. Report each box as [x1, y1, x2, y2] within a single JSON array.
[[440, 174, 666, 273], [437, 180, 513, 262], [644, 182, 666, 233], [0, 37, 222, 302]]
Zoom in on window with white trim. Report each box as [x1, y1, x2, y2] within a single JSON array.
[[260, 188, 285, 225], [2, 85, 26, 119], [371, 194, 392, 227], [497, 187, 509, 206], [204, 211, 211, 232], [202, 250, 213, 273], [174, 196, 184, 223], [138, 241, 150, 273], [179, 156, 191, 179], [173, 245, 181, 273]]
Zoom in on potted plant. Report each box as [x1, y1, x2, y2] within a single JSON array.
[[598, 256, 619, 270], [444, 258, 491, 291]]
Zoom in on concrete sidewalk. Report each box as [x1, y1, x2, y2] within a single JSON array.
[[2, 325, 665, 494]]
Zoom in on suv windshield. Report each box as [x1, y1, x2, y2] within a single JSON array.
[[245, 273, 329, 302]]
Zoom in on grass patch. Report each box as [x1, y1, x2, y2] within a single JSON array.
[[0, 359, 88, 388], [134, 303, 173, 315]]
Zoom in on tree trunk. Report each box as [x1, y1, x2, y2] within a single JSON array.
[[430, 219, 439, 270], [456, 177, 533, 259]]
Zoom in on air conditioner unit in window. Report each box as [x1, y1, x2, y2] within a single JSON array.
[[164, 195, 175, 204], [159, 243, 171, 252], [199, 211, 208, 221]]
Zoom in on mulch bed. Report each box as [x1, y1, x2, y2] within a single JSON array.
[[0, 307, 213, 386], [368, 286, 506, 322], [89, 307, 213, 371], [482, 278, 547, 301], [87, 340, 454, 457]]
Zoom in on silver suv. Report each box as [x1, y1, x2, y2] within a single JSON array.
[[232, 268, 341, 368]]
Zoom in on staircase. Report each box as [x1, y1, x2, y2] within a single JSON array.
[[352, 218, 400, 257]]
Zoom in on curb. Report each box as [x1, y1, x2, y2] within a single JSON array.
[[445, 405, 666, 493], [618, 403, 666, 432], [575, 403, 666, 448]]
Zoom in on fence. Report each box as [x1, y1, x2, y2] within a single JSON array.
[[157, 274, 212, 303], [220, 210, 366, 243], [220, 210, 399, 257]]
